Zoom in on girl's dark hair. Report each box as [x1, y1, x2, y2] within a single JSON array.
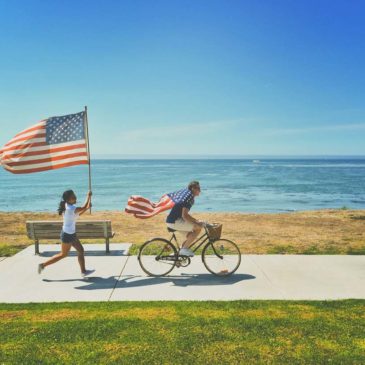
[[58, 190, 75, 215]]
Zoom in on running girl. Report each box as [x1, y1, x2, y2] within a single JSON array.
[[38, 190, 94, 277]]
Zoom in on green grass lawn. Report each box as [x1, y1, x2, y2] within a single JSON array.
[[1, 300, 364, 365], [0, 244, 25, 257]]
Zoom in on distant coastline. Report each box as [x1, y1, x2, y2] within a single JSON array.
[[92, 154, 365, 160]]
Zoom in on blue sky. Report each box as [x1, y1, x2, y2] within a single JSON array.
[[0, 0, 364, 156]]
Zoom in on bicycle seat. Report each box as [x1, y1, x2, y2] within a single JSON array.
[[167, 227, 177, 232]]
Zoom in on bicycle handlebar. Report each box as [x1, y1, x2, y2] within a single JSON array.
[[200, 221, 215, 227]]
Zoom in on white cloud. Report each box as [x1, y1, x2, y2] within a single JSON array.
[[262, 123, 365, 136], [118, 119, 241, 140]]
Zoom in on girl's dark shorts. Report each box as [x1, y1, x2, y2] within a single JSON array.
[[60, 230, 77, 244]]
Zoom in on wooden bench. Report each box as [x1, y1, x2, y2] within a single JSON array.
[[26, 221, 115, 255]]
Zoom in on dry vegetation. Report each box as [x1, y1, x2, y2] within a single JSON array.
[[1, 209, 365, 255]]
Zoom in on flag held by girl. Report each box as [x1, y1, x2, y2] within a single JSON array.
[[0, 112, 89, 174]]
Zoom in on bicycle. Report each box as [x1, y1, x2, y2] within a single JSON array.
[[137, 223, 241, 277]]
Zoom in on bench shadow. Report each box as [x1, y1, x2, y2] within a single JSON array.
[[40, 250, 128, 257], [43, 273, 255, 290]]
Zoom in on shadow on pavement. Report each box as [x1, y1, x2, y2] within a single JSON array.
[[43, 276, 118, 290], [40, 250, 128, 257], [43, 273, 255, 290], [118, 273, 255, 288]]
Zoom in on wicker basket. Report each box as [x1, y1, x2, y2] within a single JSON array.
[[206, 223, 222, 240]]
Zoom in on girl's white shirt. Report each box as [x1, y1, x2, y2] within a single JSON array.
[[62, 203, 79, 234]]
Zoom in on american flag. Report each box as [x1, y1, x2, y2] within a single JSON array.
[[125, 189, 194, 219], [125, 194, 175, 219], [0, 112, 89, 174]]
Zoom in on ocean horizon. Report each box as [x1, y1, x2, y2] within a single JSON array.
[[1, 158, 365, 213], [92, 154, 365, 160]]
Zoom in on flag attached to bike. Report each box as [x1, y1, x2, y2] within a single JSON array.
[[0, 112, 89, 174], [125, 194, 175, 218], [125, 188, 194, 219]]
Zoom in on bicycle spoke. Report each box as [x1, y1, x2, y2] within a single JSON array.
[[138, 239, 177, 277], [202, 239, 241, 276]]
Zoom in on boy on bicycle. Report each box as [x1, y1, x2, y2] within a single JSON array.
[[166, 181, 203, 257]]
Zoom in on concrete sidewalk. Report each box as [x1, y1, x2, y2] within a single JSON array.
[[0, 244, 364, 303]]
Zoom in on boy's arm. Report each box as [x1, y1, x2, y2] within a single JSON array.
[[182, 207, 202, 226]]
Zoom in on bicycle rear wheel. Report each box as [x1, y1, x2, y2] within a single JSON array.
[[138, 238, 177, 277], [202, 239, 241, 276]]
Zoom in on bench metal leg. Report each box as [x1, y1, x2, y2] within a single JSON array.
[[106, 238, 110, 254], [35, 240, 40, 255]]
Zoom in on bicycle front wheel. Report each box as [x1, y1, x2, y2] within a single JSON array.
[[138, 238, 178, 277], [202, 239, 241, 276]]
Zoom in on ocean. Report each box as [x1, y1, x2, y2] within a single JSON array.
[[1, 159, 365, 213]]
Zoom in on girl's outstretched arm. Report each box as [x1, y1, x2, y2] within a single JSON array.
[[76, 191, 92, 215]]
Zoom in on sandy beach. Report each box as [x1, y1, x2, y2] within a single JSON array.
[[1, 209, 364, 256]]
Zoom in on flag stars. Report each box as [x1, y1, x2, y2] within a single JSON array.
[[46, 112, 85, 145], [169, 188, 194, 207]]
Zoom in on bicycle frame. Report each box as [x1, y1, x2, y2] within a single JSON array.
[[169, 226, 224, 259]]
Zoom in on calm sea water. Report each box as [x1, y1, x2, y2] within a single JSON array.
[[1, 159, 365, 212]]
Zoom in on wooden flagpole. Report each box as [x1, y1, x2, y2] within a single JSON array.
[[84, 106, 92, 214]]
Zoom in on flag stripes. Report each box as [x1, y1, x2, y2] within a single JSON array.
[[0, 112, 89, 174], [125, 195, 175, 219]]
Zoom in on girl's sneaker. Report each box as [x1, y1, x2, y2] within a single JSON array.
[[81, 269, 95, 278]]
